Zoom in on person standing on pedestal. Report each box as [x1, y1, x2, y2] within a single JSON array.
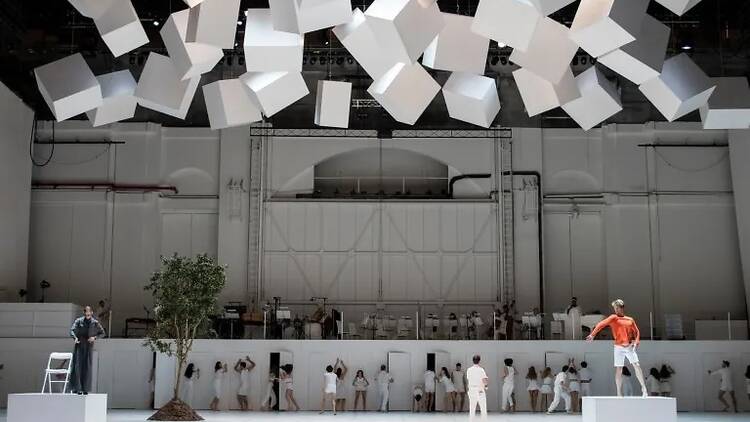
[[566, 297, 582, 340], [69, 305, 105, 395]]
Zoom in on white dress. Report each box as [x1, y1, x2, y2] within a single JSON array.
[[353, 377, 368, 392], [336, 376, 348, 399], [440, 375, 456, 393], [452, 370, 466, 393], [540, 376, 553, 394], [238, 370, 250, 396], [282, 371, 294, 391], [324, 372, 337, 395], [424, 371, 436, 393], [527, 377, 540, 391], [660, 378, 672, 394], [213, 371, 224, 398], [568, 374, 580, 392], [646, 376, 661, 394]]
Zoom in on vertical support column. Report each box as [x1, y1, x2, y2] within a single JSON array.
[[728, 129, 750, 328]]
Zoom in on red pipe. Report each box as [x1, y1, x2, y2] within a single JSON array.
[[31, 181, 179, 194]]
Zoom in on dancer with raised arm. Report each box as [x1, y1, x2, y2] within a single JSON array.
[[586, 299, 648, 397]]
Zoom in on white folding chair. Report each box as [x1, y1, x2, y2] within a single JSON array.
[[42, 352, 73, 394]]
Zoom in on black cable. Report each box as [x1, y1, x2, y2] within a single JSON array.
[[29, 116, 55, 167]]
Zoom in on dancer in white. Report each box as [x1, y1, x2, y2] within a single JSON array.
[[320, 364, 337, 415], [540, 367, 553, 410], [210, 361, 227, 411], [181, 363, 199, 407], [334, 358, 349, 412], [234, 356, 255, 411], [438, 367, 457, 412], [424, 367, 436, 412], [659, 364, 675, 397], [280, 364, 300, 411], [646, 368, 661, 396], [412, 384, 424, 412], [452, 363, 467, 412], [467, 354, 489, 422], [526, 366, 540, 412], [579, 361, 593, 398], [260, 370, 277, 411], [708, 360, 738, 413], [568, 365, 580, 413], [546, 365, 571, 414], [352, 369, 370, 411], [566, 297, 582, 339], [376, 364, 394, 412], [501, 358, 515, 412]]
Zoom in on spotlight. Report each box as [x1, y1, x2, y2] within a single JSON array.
[[498, 42, 507, 48], [500, 56, 508, 66], [310, 57, 317, 65], [580, 56, 587, 65], [490, 55, 499, 65], [238, 57, 245, 66], [347, 57, 354, 64], [237, 20, 243, 26], [336, 57, 344, 65], [153, 20, 160, 26], [681, 45, 693, 51], [303, 56, 308, 65]]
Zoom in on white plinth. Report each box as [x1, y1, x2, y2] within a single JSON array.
[[582, 397, 676, 422], [0, 303, 80, 338], [8, 394, 107, 422]]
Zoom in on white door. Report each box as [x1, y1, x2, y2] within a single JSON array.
[[387, 352, 412, 411]]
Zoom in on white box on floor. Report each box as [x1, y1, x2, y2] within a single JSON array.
[[161, 9, 224, 80], [367, 62, 440, 125], [244, 9, 304, 72], [8, 394, 107, 422], [34, 53, 102, 122], [654, 0, 703, 16], [561, 66, 622, 130], [442, 72, 500, 128], [135, 53, 201, 119], [598, 14, 670, 85], [332, 8, 396, 80], [203, 79, 263, 130], [471, 0, 541, 52], [240, 71, 309, 118], [582, 397, 676, 422], [186, 0, 241, 49], [94, 0, 149, 57], [528, 0, 576, 15], [67, 0, 115, 19], [570, 0, 650, 57], [315, 80, 352, 128], [514, 67, 580, 116], [270, 0, 352, 34], [700, 77, 750, 130], [422, 13, 490, 75], [86, 70, 137, 127], [509, 17, 579, 84]]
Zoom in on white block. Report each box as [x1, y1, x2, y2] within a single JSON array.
[[570, 0, 650, 57], [94, 0, 149, 57], [598, 14, 670, 85], [654, 0, 703, 16], [582, 397, 676, 422], [183, 0, 206, 6], [367, 62, 440, 125], [203, 79, 263, 130], [8, 393, 107, 422], [528, 0, 576, 15], [639, 53, 716, 122], [332, 8, 397, 80], [270, 0, 353, 34], [514, 67, 580, 116], [135, 53, 201, 119], [442, 72, 500, 128], [86, 70, 137, 127], [34, 53, 102, 122], [315, 80, 352, 128], [422, 13, 490, 75], [186, 0, 241, 49], [244, 9, 304, 72], [509, 17, 579, 84], [67, 0, 115, 19], [364, 0, 445, 64], [561, 66, 623, 130], [240, 72, 309, 117], [700, 77, 750, 129], [470, 0, 541, 52], [161, 10, 224, 80]]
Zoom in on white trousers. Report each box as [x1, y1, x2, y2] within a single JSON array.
[[468, 389, 487, 422], [378, 385, 389, 411], [548, 386, 571, 412], [501, 383, 514, 410], [580, 383, 592, 397], [262, 388, 277, 409]]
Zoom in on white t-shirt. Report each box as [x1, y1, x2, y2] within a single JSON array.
[[324, 372, 338, 394], [579, 368, 592, 383], [467, 365, 488, 390], [504, 366, 515, 385], [424, 370, 436, 392], [713, 367, 733, 391], [377, 370, 391, 386], [553, 371, 567, 389]]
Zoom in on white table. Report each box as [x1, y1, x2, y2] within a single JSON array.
[[0, 303, 80, 338]]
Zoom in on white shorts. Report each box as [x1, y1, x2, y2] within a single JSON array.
[[613, 345, 639, 367]]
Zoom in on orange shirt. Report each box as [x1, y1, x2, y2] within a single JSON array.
[[590, 314, 640, 346]]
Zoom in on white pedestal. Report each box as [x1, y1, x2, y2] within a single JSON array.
[[0, 303, 80, 338], [582, 397, 676, 422], [8, 394, 107, 422]]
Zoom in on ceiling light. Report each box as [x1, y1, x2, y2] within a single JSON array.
[[153, 21, 159, 26], [681, 45, 693, 51], [237, 20, 243, 26], [498, 42, 507, 48]]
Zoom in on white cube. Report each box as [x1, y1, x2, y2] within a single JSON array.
[[364, 0, 446, 64], [422, 13, 490, 75], [135, 53, 201, 119], [86, 70, 137, 127], [700, 77, 750, 129], [332, 8, 397, 80], [367, 62, 440, 125], [161, 10, 224, 81], [514, 67, 580, 116], [509, 17, 579, 84], [183, 0, 206, 6], [639, 53, 716, 122], [528, 0, 576, 15], [240, 72, 309, 117], [186, 0, 241, 49], [8, 394, 107, 422], [561, 66, 623, 130], [315, 80, 352, 128], [654, 0, 703, 16], [471, 0, 541, 52], [598, 14, 670, 85], [442, 72, 501, 128], [67, 0, 115, 19], [203, 79, 263, 130], [34, 53, 102, 122], [583, 397, 676, 422], [570, 0, 650, 57], [270, 0, 353, 34], [94, 0, 149, 57], [244, 9, 304, 72]]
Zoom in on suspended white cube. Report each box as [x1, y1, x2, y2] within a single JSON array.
[[161, 10, 224, 81], [598, 14, 670, 85], [570, 0, 650, 57], [364, 0, 446, 64], [508, 17, 579, 84], [654, 0, 703, 16], [528, 0, 576, 15], [422, 13, 490, 75], [561, 66, 623, 130], [315, 80, 352, 128], [240, 71, 309, 117], [34, 53, 102, 122], [135, 53, 201, 119], [86, 70, 137, 127], [93, 0, 149, 57], [203, 79, 263, 130], [442, 72, 500, 128], [513, 67, 580, 116], [67, 0, 115, 19], [244, 9, 304, 72], [186, 0, 241, 49], [700, 77, 750, 129], [183, 0, 206, 6], [367, 62, 440, 125], [270, 0, 353, 34], [471, 0, 541, 52], [639, 53, 716, 122], [332, 8, 397, 80]]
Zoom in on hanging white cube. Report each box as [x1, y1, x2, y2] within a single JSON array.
[[67, 0, 115, 19], [471, 0, 541, 52], [639, 53, 716, 122], [86, 70, 137, 127], [203, 79, 263, 130], [422, 13, 490, 75], [442, 72, 500, 128], [654, 0, 703, 16], [364, 0, 445, 64], [135, 53, 201, 119], [570, 0, 650, 57], [332, 8, 397, 80], [700, 77, 750, 130], [240, 71, 309, 117], [269, 0, 353, 34], [598, 14, 670, 85], [34, 53, 102, 122], [528, 0, 576, 15], [161, 10, 224, 81], [367, 62, 440, 125], [185, 0, 241, 49], [183, 0, 206, 6], [315, 81, 352, 128], [244, 9, 304, 72], [508, 17, 579, 84], [561, 66, 623, 130], [93, 0, 149, 57], [513, 67, 580, 117]]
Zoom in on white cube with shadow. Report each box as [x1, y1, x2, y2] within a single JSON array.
[[93, 0, 149, 57], [583, 397, 676, 422], [561, 66, 622, 131], [528, 0, 576, 15], [598, 14, 670, 85], [135, 53, 201, 119], [471, 0, 541, 52], [654, 0, 703, 16], [183, 0, 206, 6], [161, 10, 224, 80], [34, 53, 102, 122], [332, 8, 396, 81], [315, 80, 352, 128], [86, 70, 137, 127], [442, 72, 500, 128], [67, 0, 115, 19], [367, 62, 440, 125], [514, 67, 580, 117], [240, 71, 309, 118], [269, 0, 353, 34], [185, 0, 241, 49], [422, 13, 490, 75], [8, 393, 107, 422], [243, 9, 304, 72], [509, 17, 579, 84], [203, 79, 263, 130], [700, 77, 750, 129], [570, 0, 650, 57]]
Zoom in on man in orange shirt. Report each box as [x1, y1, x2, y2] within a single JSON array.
[[586, 299, 648, 397]]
